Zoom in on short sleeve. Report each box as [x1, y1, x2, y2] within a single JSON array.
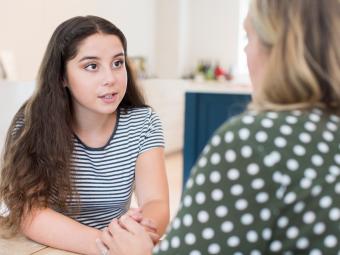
[[139, 110, 165, 154]]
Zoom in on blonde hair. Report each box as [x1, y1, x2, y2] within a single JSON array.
[[248, 0, 340, 113]]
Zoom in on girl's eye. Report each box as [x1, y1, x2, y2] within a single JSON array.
[[84, 63, 97, 71], [112, 60, 124, 69]]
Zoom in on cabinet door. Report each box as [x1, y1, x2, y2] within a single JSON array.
[[183, 92, 251, 186]]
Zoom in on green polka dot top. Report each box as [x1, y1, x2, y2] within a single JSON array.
[[153, 109, 340, 255]]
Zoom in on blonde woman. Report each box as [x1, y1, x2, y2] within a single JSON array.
[[99, 0, 340, 254]]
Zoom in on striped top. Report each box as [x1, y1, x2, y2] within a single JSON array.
[[63, 107, 164, 229], [14, 107, 164, 229]]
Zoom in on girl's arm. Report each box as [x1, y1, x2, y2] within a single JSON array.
[[134, 147, 170, 236], [21, 207, 101, 255]]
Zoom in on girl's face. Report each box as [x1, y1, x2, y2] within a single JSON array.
[[244, 13, 270, 91], [65, 33, 127, 117]]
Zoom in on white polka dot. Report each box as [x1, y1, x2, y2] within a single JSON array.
[[171, 236, 180, 248], [221, 221, 234, 233], [250, 250, 261, 255], [311, 155, 323, 166], [197, 211, 209, 223], [241, 213, 254, 225], [286, 226, 299, 239], [211, 189, 224, 201], [242, 115, 255, 124], [224, 131, 234, 143], [252, 178, 265, 190], [215, 205, 228, 217], [309, 113, 321, 122], [209, 171, 221, 183], [186, 178, 194, 189], [317, 142, 329, 153], [280, 125, 293, 135], [198, 157, 207, 167], [264, 151, 281, 167], [299, 132, 312, 143], [241, 146, 253, 158], [311, 185, 322, 197], [231, 184, 243, 196], [281, 175, 291, 186], [261, 118, 274, 128], [273, 171, 283, 183], [247, 163, 260, 175], [189, 250, 201, 255], [256, 192, 269, 203], [326, 174, 336, 183], [305, 121, 317, 132], [255, 131, 268, 143], [225, 150, 237, 162], [260, 208, 271, 221], [246, 230, 258, 242], [270, 240, 282, 252], [203, 145, 211, 154], [262, 228, 272, 240], [185, 233, 196, 245], [276, 186, 286, 199], [211, 135, 221, 146], [227, 168, 240, 180], [329, 208, 340, 221], [184, 195, 192, 207], [293, 145, 306, 156], [330, 115, 340, 122], [329, 165, 340, 177], [207, 243, 220, 254], [267, 112, 279, 119], [183, 214, 193, 227], [294, 202, 305, 213], [278, 216, 289, 228], [227, 236, 240, 247], [305, 168, 317, 179], [172, 217, 181, 229], [235, 199, 248, 211], [335, 182, 340, 194], [300, 178, 312, 189], [239, 128, 250, 140], [319, 196, 332, 208], [334, 154, 340, 165], [323, 131, 334, 142], [160, 239, 169, 251], [195, 173, 205, 185], [309, 249, 322, 255], [324, 235, 337, 248], [296, 237, 309, 249], [287, 159, 299, 171], [195, 192, 206, 204], [327, 121, 337, 131], [303, 211, 316, 224], [274, 137, 287, 148], [202, 228, 214, 240], [210, 153, 221, 165], [286, 116, 298, 124], [313, 222, 326, 235], [284, 192, 296, 204]]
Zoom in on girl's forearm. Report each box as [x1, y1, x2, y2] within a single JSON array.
[[21, 208, 101, 255], [141, 199, 169, 236]]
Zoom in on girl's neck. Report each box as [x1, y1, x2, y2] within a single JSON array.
[[72, 110, 118, 148]]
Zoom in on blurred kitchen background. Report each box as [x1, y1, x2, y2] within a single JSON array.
[[0, 0, 252, 218]]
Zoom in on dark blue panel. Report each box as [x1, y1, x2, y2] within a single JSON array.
[[183, 92, 251, 186]]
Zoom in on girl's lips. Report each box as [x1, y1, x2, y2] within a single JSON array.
[[99, 93, 118, 104]]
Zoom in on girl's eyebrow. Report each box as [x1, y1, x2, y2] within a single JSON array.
[[78, 52, 125, 62]]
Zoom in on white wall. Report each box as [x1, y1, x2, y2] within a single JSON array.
[[0, 0, 156, 81]]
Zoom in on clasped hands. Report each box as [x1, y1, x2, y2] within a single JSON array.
[[96, 208, 156, 255]]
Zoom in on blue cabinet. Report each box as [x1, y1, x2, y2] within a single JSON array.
[[183, 92, 251, 186]]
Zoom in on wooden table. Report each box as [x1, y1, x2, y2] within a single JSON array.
[[0, 234, 78, 255]]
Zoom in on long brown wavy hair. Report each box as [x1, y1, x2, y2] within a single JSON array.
[[0, 15, 146, 235], [248, 0, 340, 114]]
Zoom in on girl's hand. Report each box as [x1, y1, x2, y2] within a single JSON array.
[[120, 208, 160, 244], [98, 216, 153, 255]]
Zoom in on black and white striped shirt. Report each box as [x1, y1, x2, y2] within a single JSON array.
[[64, 107, 164, 229]]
